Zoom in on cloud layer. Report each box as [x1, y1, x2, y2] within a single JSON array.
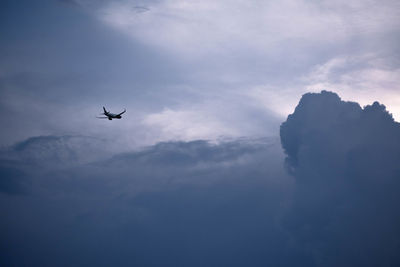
[[0, 135, 293, 266], [1, 91, 400, 266]]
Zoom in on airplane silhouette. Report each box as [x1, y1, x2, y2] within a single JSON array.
[[97, 107, 126, 120]]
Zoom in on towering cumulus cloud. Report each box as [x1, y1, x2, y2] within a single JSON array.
[[280, 90, 400, 266]]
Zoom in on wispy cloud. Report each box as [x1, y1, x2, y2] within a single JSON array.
[[92, 0, 400, 58], [304, 54, 400, 120]]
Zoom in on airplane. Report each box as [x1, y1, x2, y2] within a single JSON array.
[[97, 107, 126, 120]]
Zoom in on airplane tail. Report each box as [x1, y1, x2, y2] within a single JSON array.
[[103, 106, 108, 114]]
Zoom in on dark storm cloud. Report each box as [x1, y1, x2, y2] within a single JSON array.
[[2, 91, 400, 266], [0, 136, 293, 266], [0, 135, 111, 195], [280, 91, 400, 266], [10, 135, 114, 165], [0, 165, 30, 195]]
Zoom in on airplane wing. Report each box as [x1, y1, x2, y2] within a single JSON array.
[[96, 116, 109, 119], [118, 109, 126, 116]]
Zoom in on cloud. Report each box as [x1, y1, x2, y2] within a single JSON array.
[[280, 90, 400, 266], [3, 91, 400, 266], [304, 55, 400, 121], [59, 0, 81, 6], [0, 165, 30, 195], [2, 0, 400, 146], [1, 135, 117, 167], [143, 108, 238, 142], [92, 0, 400, 58], [142, 94, 281, 142], [2, 0, 400, 262], [0, 135, 293, 266]]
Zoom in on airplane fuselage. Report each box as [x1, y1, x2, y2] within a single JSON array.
[[106, 113, 122, 119], [104, 113, 122, 120], [98, 107, 126, 120]]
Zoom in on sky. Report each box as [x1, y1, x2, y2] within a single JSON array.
[[1, 0, 400, 266], [1, 0, 400, 147]]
